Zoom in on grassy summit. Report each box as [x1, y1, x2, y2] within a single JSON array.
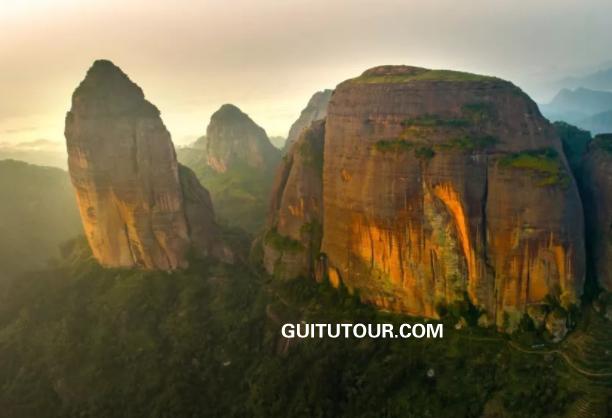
[[348, 66, 501, 84]]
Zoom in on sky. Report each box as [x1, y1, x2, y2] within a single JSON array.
[[2, 0, 612, 146]]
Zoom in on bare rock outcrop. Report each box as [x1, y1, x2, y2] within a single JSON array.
[[283, 90, 332, 153], [65, 60, 230, 270], [265, 65, 586, 330], [205, 104, 280, 173], [263, 120, 325, 279]]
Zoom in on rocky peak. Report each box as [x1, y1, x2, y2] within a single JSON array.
[[65, 60, 231, 271], [284, 89, 332, 153], [205, 104, 280, 173], [265, 65, 586, 332]]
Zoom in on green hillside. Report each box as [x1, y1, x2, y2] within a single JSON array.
[[0, 160, 82, 280]]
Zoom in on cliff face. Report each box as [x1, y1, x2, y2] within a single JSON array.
[[582, 134, 612, 291], [266, 66, 585, 329], [263, 120, 325, 279], [320, 66, 585, 328], [205, 104, 280, 173], [284, 90, 332, 153], [65, 60, 230, 270]]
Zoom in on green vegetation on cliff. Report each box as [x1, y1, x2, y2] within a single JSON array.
[[1, 238, 609, 417], [351, 68, 499, 85], [499, 148, 569, 187], [177, 149, 275, 234]]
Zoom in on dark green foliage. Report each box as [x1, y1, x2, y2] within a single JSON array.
[[499, 148, 569, 187], [553, 121, 591, 174], [592, 133, 612, 154], [414, 145, 435, 160], [437, 135, 498, 152], [0, 241, 590, 418], [264, 228, 304, 252], [401, 115, 469, 128], [177, 149, 276, 234], [375, 140, 435, 160]]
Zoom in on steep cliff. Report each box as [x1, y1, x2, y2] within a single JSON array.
[[65, 60, 230, 270], [582, 134, 612, 291], [178, 104, 281, 233], [320, 66, 585, 328], [283, 90, 332, 153], [266, 66, 586, 330], [263, 120, 325, 279]]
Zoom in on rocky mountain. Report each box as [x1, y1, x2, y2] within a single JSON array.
[[177, 104, 280, 233], [264, 65, 586, 331], [579, 110, 612, 135], [205, 104, 280, 173], [283, 89, 332, 153], [540, 87, 612, 125], [582, 134, 612, 291], [0, 160, 82, 280], [65, 60, 231, 271], [263, 119, 325, 279]]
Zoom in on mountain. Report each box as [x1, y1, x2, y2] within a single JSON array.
[[65, 60, 231, 271], [177, 104, 281, 234], [539, 87, 612, 124], [582, 134, 612, 291], [283, 89, 332, 153], [579, 110, 612, 135], [264, 65, 585, 332], [0, 159, 81, 280], [205, 104, 280, 173], [556, 66, 612, 92], [263, 119, 325, 280], [0, 139, 67, 169]]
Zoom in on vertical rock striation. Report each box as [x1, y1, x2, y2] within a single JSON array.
[[283, 90, 332, 153], [582, 134, 612, 291], [264, 120, 325, 279], [65, 60, 230, 270], [320, 66, 585, 328], [266, 65, 586, 330]]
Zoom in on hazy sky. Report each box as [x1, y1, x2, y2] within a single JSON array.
[[2, 0, 612, 146]]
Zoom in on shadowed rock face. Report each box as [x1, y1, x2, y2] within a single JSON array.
[[321, 66, 585, 328], [582, 134, 612, 291], [65, 60, 230, 270], [205, 104, 280, 173], [264, 120, 325, 279], [266, 65, 586, 329], [283, 90, 332, 153]]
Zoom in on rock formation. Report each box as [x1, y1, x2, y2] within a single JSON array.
[[65, 60, 230, 270], [582, 134, 612, 291], [205, 104, 280, 173], [263, 120, 325, 279], [283, 90, 332, 153], [266, 65, 586, 330]]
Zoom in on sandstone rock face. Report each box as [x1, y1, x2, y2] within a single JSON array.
[[263, 120, 325, 279], [205, 104, 280, 173], [284, 90, 332, 153], [314, 66, 585, 329], [66, 60, 229, 270], [582, 134, 612, 291]]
